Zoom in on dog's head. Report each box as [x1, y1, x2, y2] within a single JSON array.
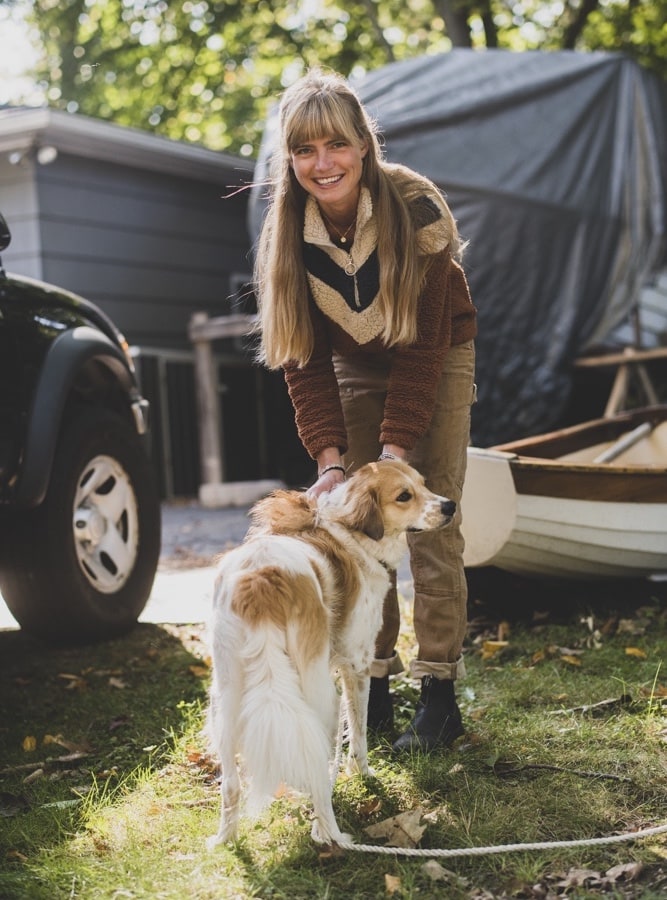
[[320, 459, 456, 542]]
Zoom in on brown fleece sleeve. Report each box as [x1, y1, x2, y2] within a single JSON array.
[[283, 300, 348, 460]]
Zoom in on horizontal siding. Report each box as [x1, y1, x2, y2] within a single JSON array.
[[31, 151, 253, 350], [0, 156, 42, 278]]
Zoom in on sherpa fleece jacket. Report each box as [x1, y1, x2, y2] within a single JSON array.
[[283, 178, 477, 460]]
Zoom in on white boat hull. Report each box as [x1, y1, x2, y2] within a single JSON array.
[[461, 447, 667, 580]]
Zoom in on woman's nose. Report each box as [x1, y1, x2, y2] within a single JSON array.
[[314, 148, 332, 170]]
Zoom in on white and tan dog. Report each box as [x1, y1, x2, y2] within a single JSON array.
[[205, 459, 455, 847]]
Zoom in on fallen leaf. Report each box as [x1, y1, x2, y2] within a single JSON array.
[[108, 676, 128, 689], [560, 655, 582, 667], [23, 768, 44, 785], [21, 736, 37, 752], [5, 849, 29, 862], [43, 734, 94, 754], [556, 867, 601, 888], [422, 860, 449, 881], [57, 673, 87, 691], [188, 665, 210, 678], [481, 640, 509, 660], [421, 860, 468, 887], [625, 647, 647, 659], [359, 796, 382, 817], [385, 873, 401, 894], [364, 807, 426, 848], [640, 683, 667, 698], [603, 861, 643, 884]]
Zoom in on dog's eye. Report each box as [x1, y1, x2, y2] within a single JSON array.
[[396, 491, 412, 503]]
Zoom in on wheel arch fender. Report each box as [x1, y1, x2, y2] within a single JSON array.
[[16, 326, 138, 509]]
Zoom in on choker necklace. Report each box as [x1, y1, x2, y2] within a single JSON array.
[[322, 211, 356, 245]]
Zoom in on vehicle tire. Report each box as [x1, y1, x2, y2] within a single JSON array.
[[0, 407, 161, 643]]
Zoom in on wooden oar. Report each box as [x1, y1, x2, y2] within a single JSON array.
[[592, 421, 653, 464]]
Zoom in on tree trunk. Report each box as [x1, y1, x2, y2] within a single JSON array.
[[433, 0, 472, 47]]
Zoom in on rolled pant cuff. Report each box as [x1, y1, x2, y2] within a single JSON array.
[[409, 656, 466, 681], [370, 653, 405, 678]]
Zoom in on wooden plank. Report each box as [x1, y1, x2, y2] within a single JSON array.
[[574, 346, 667, 368]]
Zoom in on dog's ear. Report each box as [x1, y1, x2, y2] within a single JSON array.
[[347, 487, 385, 540]]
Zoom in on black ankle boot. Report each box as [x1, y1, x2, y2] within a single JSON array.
[[392, 676, 464, 753], [367, 675, 394, 732]]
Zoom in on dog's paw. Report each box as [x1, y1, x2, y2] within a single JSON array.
[[311, 821, 352, 847], [206, 829, 237, 850], [344, 756, 371, 778]]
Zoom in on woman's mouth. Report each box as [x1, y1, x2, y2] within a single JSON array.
[[315, 174, 344, 186]]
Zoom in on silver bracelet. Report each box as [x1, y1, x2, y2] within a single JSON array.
[[318, 463, 346, 478], [378, 452, 399, 461]]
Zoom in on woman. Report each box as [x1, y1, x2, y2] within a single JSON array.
[[254, 68, 477, 753]]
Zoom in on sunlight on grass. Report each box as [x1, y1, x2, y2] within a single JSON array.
[[1, 596, 666, 898]]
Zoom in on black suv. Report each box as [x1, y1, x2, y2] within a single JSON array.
[[0, 211, 161, 643]]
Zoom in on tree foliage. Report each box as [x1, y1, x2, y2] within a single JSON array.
[[5, 0, 667, 157]]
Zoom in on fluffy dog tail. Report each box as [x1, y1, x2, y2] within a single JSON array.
[[240, 623, 337, 812], [232, 566, 338, 805]]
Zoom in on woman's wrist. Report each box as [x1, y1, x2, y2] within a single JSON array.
[[317, 463, 346, 478], [379, 444, 406, 461]]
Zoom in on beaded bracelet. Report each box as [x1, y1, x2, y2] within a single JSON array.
[[318, 463, 346, 478], [378, 451, 399, 461]]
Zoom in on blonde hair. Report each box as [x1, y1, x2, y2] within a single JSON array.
[[254, 68, 460, 369]]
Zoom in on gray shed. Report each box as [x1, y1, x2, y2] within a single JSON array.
[[0, 109, 309, 496]]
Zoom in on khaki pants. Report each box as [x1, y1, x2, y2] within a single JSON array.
[[334, 341, 476, 681]]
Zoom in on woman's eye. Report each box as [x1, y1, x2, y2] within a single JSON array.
[[396, 491, 412, 503]]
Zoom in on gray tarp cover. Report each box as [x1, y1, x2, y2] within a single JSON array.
[[249, 50, 667, 445]]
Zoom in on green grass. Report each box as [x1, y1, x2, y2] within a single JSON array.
[[1, 582, 666, 899]]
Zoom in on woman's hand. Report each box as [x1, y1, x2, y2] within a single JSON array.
[[306, 466, 346, 499]]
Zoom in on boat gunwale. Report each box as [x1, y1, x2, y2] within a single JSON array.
[[491, 405, 667, 461]]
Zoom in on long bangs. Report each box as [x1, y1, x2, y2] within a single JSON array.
[[284, 90, 365, 152]]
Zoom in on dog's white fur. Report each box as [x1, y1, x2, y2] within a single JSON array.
[[205, 459, 455, 847]]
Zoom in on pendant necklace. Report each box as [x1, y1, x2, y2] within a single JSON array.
[[321, 211, 361, 308], [322, 211, 356, 245]]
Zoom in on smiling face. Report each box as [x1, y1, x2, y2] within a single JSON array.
[[279, 74, 375, 224], [290, 136, 367, 222]]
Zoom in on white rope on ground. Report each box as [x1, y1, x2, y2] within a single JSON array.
[[335, 823, 667, 857], [330, 704, 667, 858]]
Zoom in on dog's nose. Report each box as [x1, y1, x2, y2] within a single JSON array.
[[442, 500, 456, 517]]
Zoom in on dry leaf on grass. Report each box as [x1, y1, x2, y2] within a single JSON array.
[[421, 860, 469, 887], [364, 807, 426, 848], [57, 673, 88, 691], [188, 665, 210, 678], [560, 654, 582, 667], [481, 640, 509, 660], [43, 734, 94, 754], [384, 873, 402, 894], [625, 646, 647, 659]]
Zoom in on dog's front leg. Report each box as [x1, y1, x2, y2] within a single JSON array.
[[339, 668, 371, 776]]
